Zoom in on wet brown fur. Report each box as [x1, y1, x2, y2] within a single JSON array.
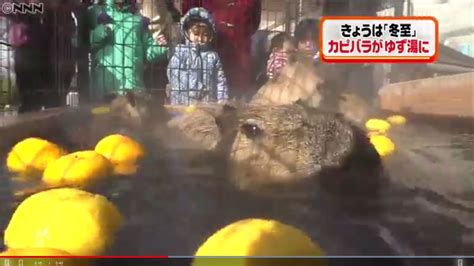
[[108, 93, 382, 197], [226, 103, 382, 194], [163, 101, 242, 151], [166, 108, 222, 151]]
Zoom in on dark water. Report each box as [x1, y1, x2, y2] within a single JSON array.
[[0, 120, 473, 263]]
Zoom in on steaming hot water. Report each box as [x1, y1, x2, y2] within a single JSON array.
[[0, 106, 473, 262]]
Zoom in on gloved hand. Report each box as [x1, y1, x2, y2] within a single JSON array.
[[153, 32, 167, 46]]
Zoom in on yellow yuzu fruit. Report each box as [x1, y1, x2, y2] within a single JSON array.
[[94, 134, 144, 175], [4, 188, 122, 256], [42, 151, 113, 188], [6, 138, 66, 177], [91, 106, 111, 115], [386, 115, 407, 125], [185, 105, 197, 113], [193, 219, 325, 266], [365, 119, 391, 134], [370, 135, 396, 157]]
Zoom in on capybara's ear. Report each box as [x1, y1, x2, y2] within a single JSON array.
[[295, 99, 307, 107], [295, 98, 319, 113], [125, 92, 137, 107], [216, 104, 239, 136], [104, 93, 118, 104], [109, 95, 124, 111], [222, 103, 237, 113]]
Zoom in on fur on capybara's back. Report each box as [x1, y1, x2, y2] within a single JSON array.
[[163, 102, 242, 151], [166, 108, 222, 151], [109, 92, 163, 129]]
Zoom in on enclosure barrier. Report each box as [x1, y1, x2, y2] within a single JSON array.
[[378, 72, 474, 118]]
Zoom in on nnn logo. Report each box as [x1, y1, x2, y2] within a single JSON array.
[[1, 2, 44, 15]]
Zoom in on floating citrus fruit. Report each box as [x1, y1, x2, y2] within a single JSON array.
[[6, 138, 66, 177], [365, 119, 391, 134], [193, 219, 325, 266], [95, 134, 145, 175], [43, 151, 113, 188], [370, 135, 396, 157], [185, 105, 197, 113], [91, 106, 111, 115], [4, 188, 122, 256], [386, 115, 407, 125]]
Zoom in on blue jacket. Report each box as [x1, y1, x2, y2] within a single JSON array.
[[167, 8, 228, 105]]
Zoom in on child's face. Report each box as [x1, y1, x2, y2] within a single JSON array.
[[275, 39, 296, 53], [298, 39, 318, 53], [188, 23, 212, 45]]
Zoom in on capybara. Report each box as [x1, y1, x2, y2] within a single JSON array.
[[225, 103, 383, 198], [105, 95, 382, 198]]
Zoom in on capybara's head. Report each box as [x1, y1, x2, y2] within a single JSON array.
[[337, 93, 370, 125], [167, 108, 222, 151], [227, 103, 379, 191], [110, 92, 155, 128]]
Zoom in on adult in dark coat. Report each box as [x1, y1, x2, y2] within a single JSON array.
[[3, 2, 50, 112], [181, 0, 261, 99]]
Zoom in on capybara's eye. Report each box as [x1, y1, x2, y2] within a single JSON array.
[[240, 123, 263, 138]]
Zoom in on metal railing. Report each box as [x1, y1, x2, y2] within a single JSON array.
[[0, 0, 395, 112], [0, 0, 307, 110]]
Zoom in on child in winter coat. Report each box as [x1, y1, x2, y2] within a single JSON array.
[[4, 6, 51, 113], [167, 7, 228, 106], [181, 0, 261, 98], [266, 32, 295, 80], [294, 19, 320, 62]]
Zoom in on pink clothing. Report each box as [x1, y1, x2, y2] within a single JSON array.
[[266, 51, 291, 79]]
